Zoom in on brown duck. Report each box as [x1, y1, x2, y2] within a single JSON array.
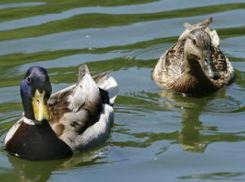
[[152, 18, 235, 96]]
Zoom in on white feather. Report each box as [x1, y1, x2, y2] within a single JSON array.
[[82, 73, 101, 105], [210, 30, 220, 47], [96, 75, 118, 105]]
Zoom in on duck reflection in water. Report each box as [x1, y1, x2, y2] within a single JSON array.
[[7, 149, 106, 182], [160, 90, 221, 153], [179, 108, 208, 153], [6, 145, 126, 182]]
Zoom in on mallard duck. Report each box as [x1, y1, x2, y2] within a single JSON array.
[[4, 64, 118, 160], [152, 18, 235, 96]]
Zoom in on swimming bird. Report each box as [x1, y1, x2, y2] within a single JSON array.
[[152, 18, 235, 96], [4, 64, 118, 160]]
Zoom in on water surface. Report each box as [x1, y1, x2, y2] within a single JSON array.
[[0, 0, 245, 181]]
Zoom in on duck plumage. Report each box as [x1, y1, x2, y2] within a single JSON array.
[[4, 64, 118, 160], [152, 18, 235, 96]]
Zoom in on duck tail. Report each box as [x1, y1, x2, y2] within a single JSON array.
[[105, 76, 118, 105], [93, 71, 118, 105]]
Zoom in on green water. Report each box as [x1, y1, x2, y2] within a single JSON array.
[[0, 0, 245, 181]]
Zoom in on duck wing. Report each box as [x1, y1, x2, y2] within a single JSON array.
[[154, 38, 186, 87], [212, 46, 236, 86], [48, 64, 102, 137]]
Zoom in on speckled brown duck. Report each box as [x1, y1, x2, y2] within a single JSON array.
[[152, 18, 235, 96]]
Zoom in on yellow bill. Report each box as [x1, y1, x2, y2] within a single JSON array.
[[32, 89, 51, 122]]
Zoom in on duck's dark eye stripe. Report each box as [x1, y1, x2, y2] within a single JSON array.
[[27, 76, 32, 84]]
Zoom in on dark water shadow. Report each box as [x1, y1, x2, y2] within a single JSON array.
[[3, 144, 127, 182], [160, 90, 222, 153], [4, 149, 103, 182]]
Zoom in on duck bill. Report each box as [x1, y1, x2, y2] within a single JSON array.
[[32, 89, 51, 122], [203, 51, 220, 80]]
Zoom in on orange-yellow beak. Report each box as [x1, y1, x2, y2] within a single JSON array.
[[32, 89, 51, 122]]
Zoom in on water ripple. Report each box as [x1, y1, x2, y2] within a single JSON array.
[[0, 2, 46, 11], [1, 0, 244, 31], [205, 97, 242, 113]]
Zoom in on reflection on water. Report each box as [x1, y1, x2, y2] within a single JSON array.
[[160, 90, 212, 153], [179, 109, 208, 153], [0, 0, 245, 181], [8, 155, 62, 182], [5, 145, 127, 182], [160, 89, 245, 153]]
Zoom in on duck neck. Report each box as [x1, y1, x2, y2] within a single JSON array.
[[184, 57, 207, 80], [22, 98, 35, 120], [172, 56, 218, 95]]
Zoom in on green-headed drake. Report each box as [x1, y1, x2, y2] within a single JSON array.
[[152, 18, 235, 96], [4, 64, 118, 160]]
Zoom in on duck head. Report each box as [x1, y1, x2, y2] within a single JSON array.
[[184, 29, 220, 80], [20, 66, 52, 122], [4, 66, 73, 160]]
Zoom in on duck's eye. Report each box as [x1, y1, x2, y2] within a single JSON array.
[[192, 39, 197, 45], [27, 76, 32, 84]]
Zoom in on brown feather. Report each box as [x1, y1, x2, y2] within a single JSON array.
[[153, 18, 235, 96]]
